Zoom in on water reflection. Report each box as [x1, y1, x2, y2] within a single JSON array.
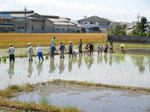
[[148, 59, 150, 71], [36, 61, 44, 75], [78, 56, 82, 68], [131, 56, 145, 73], [68, 57, 73, 72], [27, 62, 33, 78], [1, 53, 150, 90], [8, 63, 14, 79], [49, 58, 56, 73], [87, 56, 94, 69], [113, 54, 125, 64], [97, 54, 103, 64], [59, 59, 65, 74], [109, 54, 113, 66], [104, 54, 108, 64]]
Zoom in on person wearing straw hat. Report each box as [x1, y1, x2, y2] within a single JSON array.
[[8, 44, 15, 63], [27, 43, 34, 62], [120, 44, 125, 53], [68, 41, 73, 57]]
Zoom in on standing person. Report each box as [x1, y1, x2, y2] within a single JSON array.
[[36, 44, 44, 61], [110, 41, 114, 53], [89, 43, 94, 55], [84, 44, 89, 55], [59, 42, 66, 59], [78, 39, 82, 55], [68, 41, 73, 57], [51, 36, 56, 46], [50, 44, 56, 58], [97, 44, 101, 55], [8, 44, 15, 63], [104, 44, 109, 53], [27, 43, 34, 62], [100, 44, 103, 53]]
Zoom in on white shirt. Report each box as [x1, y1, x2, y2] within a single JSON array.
[[37, 46, 43, 53], [9, 47, 15, 54]]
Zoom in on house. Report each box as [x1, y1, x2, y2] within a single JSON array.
[[0, 10, 82, 33], [78, 16, 113, 33]]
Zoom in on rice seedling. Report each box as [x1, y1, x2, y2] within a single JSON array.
[[39, 97, 50, 106], [2, 57, 7, 63], [45, 55, 49, 59]]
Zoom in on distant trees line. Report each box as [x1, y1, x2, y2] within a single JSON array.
[[109, 17, 150, 37]]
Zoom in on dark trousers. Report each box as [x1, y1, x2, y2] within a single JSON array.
[[9, 54, 15, 63]]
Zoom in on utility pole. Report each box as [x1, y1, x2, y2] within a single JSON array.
[[24, 6, 27, 33], [137, 13, 140, 23]]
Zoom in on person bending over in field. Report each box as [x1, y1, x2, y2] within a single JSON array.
[[27, 43, 34, 62], [68, 41, 73, 57], [36, 44, 44, 61], [59, 42, 66, 59], [50, 44, 56, 58], [8, 44, 15, 63]]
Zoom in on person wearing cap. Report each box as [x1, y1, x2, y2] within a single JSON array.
[[27, 43, 34, 62], [8, 44, 15, 63], [100, 44, 103, 53], [68, 41, 73, 57], [51, 36, 56, 46], [36, 44, 44, 61]]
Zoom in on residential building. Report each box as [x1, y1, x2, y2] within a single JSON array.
[[78, 16, 113, 33]]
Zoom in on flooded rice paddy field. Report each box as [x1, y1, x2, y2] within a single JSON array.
[[0, 53, 150, 90], [11, 83, 150, 112]]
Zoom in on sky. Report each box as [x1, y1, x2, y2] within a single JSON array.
[[0, 0, 150, 22]]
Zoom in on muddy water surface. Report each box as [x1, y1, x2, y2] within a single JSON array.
[[0, 53, 150, 89], [11, 84, 150, 112]]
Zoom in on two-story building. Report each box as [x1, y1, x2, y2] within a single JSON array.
[[78, 16, 113, 33], [0, 10, 85, 33]]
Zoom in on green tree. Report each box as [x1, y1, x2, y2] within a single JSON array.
[[132, 17, 147, 36], [109, 24, 126, 36]]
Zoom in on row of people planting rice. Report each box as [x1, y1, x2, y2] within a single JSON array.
[[8, 36, 121, 63]]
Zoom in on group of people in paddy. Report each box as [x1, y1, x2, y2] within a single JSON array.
[[8, 36, 125, 63]]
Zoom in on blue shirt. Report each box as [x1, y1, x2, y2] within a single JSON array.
[[50, 45, 56, 53], [59, 44, 65, 51]]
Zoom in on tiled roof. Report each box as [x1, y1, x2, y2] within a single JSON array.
[[78, 16, 111, 22]]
